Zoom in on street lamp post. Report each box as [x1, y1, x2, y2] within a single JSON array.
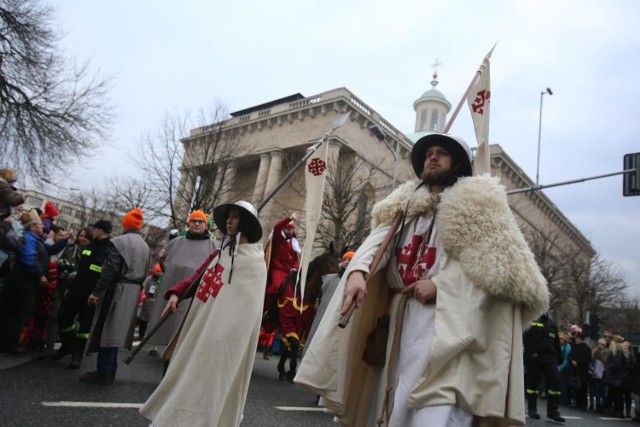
[[536, 87, 553, 185]]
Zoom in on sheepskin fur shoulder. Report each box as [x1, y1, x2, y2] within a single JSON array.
[[371, 179, 429, 228], [437, 175, 549, 312]]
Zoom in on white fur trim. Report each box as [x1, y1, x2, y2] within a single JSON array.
[[371, 175, 548, 312]]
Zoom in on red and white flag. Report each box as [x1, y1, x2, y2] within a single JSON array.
[[467, 51, 493, 176], [298, 139, 330, 305]]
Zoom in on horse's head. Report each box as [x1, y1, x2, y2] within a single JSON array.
[[301, 243, 341, 302]]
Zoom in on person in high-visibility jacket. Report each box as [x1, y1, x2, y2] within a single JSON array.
[[523, 313, 566, 423], [51, 220, 111, 369]]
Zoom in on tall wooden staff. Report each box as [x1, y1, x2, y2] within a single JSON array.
[[124, 111, 351, 364]]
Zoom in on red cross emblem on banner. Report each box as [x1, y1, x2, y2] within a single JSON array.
[[195, 262, 225, 303], [471, 89, 491, 115], [308, 158, 327, 176]]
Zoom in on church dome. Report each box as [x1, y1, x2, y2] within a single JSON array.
[[413, 72, 451, 110], [413, 70, 451, 133]]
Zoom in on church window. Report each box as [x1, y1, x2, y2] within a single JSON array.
[[419, 110, 428, 131], [430, 110, 438, 131]]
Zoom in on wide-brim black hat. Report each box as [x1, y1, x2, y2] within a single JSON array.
[[411, 134, 473, 178], [213, 200, 263, 243]]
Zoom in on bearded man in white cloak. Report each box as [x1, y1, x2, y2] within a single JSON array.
[[295, 134, 549, 427]]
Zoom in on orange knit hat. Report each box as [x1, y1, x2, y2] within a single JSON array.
[[188, 210, 207, 223], [122, 207, 144, 230], [342, 251, 355, 261]]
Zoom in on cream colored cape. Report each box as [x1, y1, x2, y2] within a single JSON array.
[[295, 175, 549, 426], [140, 243, 267, 427]]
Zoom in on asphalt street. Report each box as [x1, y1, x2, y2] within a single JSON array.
[[0, 347, 636, 426]]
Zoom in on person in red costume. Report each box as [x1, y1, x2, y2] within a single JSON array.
[[261, 213, 301, 360], [264, 213, 301, 310]]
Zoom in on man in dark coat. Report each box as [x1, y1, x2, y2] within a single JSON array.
[[523, 313, 565, 423], [81, 209, 150, 385], [568, 332, 592, 410]]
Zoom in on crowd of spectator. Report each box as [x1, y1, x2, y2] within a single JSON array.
[[528, 314, 640, 421], [0, 168, 74, 356], [562, 326, 640, 420]]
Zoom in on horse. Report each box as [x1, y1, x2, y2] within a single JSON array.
[[276, 243, 340, 382]]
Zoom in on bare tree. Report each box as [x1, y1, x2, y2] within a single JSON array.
[[104, 177, 157, 218], [565, 254, 627, 324], [67, 184, 168, 260], [604, 295, 640, 337], [66, 189, 116, 227], [526, 228, 571, 318], [132, 103, 240, 229], [0, 0, 112, 176], [317, 151, 377, 251]]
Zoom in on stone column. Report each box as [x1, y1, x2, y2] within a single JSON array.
[[262, 150, 284, 198], [327, 140, 341, 169], [252, 153, 271, 205], [218, 161, 236, 201]]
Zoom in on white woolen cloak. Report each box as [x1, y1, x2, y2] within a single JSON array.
[[139, 243, 267, 427], [295, 175, 549, 427]]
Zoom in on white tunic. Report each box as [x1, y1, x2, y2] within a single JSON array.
[[379, 214, 472, 427]]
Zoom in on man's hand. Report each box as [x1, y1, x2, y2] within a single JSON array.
[[3, 216, 14, 224], [161, 294, 180, 318], [401, 278, 437, 304], [87, 294, 99, 307], [340, 271, 367, 315]]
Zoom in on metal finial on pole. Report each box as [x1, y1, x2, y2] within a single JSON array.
[[535, 87, 553, 185]]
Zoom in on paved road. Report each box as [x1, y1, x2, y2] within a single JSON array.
[[0, 348, 636, 426]]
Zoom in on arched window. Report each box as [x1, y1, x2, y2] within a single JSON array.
[[419, 110, 428, 131], [430, 110, 438, 131]]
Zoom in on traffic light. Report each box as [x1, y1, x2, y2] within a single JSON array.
[[623, 153, 640, 196]]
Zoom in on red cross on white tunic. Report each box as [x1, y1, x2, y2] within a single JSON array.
[[196, 260, 225, 303]]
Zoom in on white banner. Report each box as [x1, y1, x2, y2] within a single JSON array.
[[467, 55, 491, 175], [298, 139, 330, 305]]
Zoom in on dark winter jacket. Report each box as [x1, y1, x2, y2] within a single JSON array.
[[629, 348, 640, 394], [523, 314, 561, 364], [68, 237, 111, 298], [569, 341, 592, 381], [0, 178, 23, 218], [185, 229, 211, 241], [604, 346, 630, 389]]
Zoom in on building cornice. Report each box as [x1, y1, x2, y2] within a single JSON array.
[[184, 88, 415, 155]]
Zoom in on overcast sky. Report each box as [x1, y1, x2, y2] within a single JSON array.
[[46, 0, 639, 298]]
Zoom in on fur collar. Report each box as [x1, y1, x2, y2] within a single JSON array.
[[371, 175, 549, 313]]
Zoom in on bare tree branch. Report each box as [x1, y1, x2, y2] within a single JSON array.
[[0, 0, 113, 176]]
